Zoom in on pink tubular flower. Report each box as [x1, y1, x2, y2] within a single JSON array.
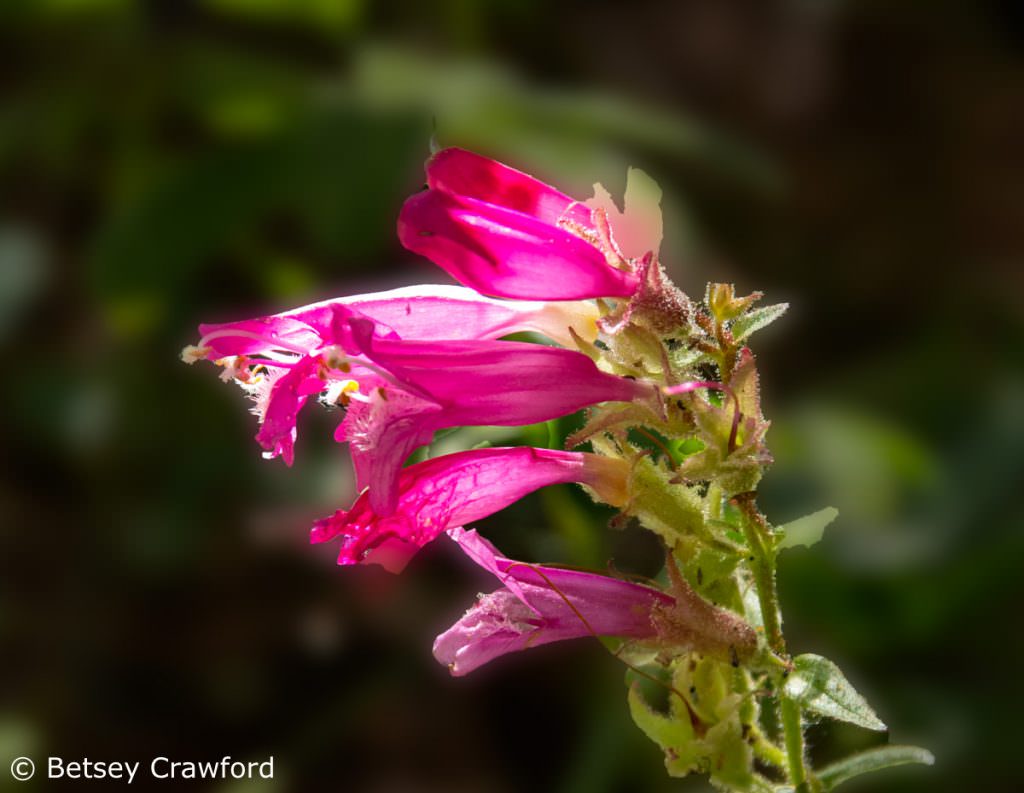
[[397, 148, 645, 300], [434, 528, 672, 676], [184, 293, 655, 509], [337, 333, 654, 512], [192, 283, 598, 353], [311, 447, 629, 572]]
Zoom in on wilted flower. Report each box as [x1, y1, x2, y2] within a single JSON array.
[[433, 527, 672, 676]]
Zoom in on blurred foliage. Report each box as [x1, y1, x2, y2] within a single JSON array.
[[1, 1, 1022, 791]]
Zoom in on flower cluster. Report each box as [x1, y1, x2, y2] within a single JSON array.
[[183, 148, 688, 655], [184, 148, 929, 791]]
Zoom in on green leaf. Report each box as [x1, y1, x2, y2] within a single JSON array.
[[703, 718, 754, 791], [731, 303, 788, 342], [783, 654, 885, 731], [777, 507, 839, 550], [818, 745, 934, 790], [627, 683, 700, 777]]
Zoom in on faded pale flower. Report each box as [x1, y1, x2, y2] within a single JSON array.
[[434, 528, 671, 676]]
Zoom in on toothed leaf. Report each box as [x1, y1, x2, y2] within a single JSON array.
[[731, 303, 788, 342], [784, 654, 885, 731]]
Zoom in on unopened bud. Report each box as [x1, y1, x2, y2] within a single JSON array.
[[708, 283, 736, 320], [707, 283, 763, 323]]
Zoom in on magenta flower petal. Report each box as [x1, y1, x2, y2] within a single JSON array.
[[195, 303, 377, 363], [189, 302, 379, 465], [195, 284, 598, 362], [399, 190, 638, 300], [335, 379, 444, 516], [355, 335, 654, 426], [187, 292, 627, 478], [311, 447, 629, 572], [425, 147, 595, 229], [434, 528, 672, 676], [340, 284, 597, 346], [337, 336, 656, 512], [398, 148, 641, 300], [196, 316, 322, 358], [252, 356, 325, 465], [199, 285, 597, 352]]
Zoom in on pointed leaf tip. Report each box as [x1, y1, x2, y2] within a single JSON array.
[[731, 302, 788, 342], [777, 507, 839, 550], [818, 745, 934, 790], [784, 654, 886, 731]]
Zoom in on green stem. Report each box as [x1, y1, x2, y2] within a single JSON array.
[[734, 668, 787, 770], [780, 696, 809, 792], [708, 482, 724, 522], [736, 498, 783, 653], [750, 725, 788, 770], [735, 495, 815, 791]]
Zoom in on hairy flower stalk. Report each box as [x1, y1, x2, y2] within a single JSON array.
[[185, 149, 931, 792]]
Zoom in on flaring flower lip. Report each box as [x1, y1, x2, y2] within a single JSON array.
[[397, 148, 641, 301], [310, 446, 630, 573], [434, 528, 672, 676], [188, 297, 655, 511]]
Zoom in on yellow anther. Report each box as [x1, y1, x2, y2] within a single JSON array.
[[324, 379, 361, 406]]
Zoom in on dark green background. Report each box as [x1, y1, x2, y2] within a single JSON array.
[[1, 1, 1021, 791]]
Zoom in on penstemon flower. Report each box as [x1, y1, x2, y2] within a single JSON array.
[[185, 148, 933, 792], [436, 527, 758, 677], [193, 284, 600, 349], [310, 446, 629, 572], [184, 291, 654, 511], [397, 147, 648, 300], [434, 527, 671, 676]]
